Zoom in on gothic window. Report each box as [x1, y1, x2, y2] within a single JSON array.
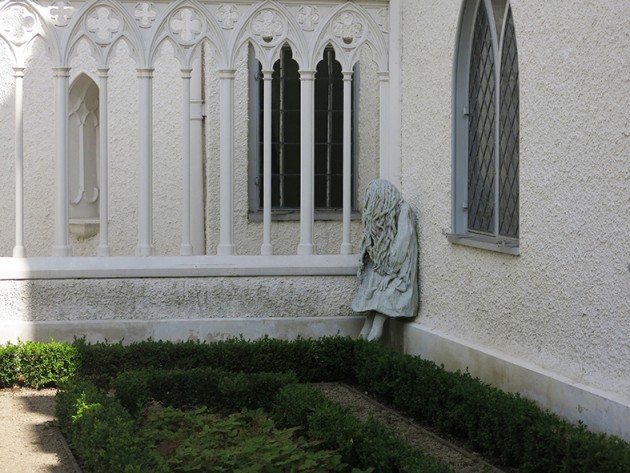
[[451, 0, 519, 254], [249, 45, 355, 216], [68, 74, 100, 224]]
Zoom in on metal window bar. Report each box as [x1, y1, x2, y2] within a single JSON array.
[[258, 46, 351, 211]]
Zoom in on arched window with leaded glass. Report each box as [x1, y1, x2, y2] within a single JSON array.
[[450, 0, 519, 254]]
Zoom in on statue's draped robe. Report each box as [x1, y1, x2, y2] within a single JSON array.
[[352, 202, 418, 318]]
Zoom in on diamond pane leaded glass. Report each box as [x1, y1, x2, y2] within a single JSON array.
[[468, 2, 495, 235], [499, 8, 519, 238]]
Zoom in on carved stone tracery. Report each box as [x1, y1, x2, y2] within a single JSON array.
[[251, 9, 285, 45], [297, 5, 319, 31], [217, 4, 239, 30], [135, 2, 156, 29], [50, 1, 73, 27], [332, 11, 364, 47], [170, 8, 204, 45], [86, 6, 121, 44], [1, 4, 38, 46]]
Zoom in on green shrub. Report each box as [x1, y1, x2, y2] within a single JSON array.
[[74, 336, 357, 383], [55, 380, 167, 473], [0, 340, 77, 388], [112, 367, 297, 415], [352, 342, 630, 473], [0, 342, 21, 387], [273, 383, 453, 473]]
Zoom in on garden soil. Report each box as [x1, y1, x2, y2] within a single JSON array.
[[0, 386, 503, 473]]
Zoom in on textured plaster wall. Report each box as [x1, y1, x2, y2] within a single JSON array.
[[0, 276, 357, 322], [400, 0, 630, 401]]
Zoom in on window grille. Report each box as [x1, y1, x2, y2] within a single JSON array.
[[499, 8, 519, 239], [255, 46, 354, 211]]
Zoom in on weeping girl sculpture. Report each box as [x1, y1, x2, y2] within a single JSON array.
[[352, 179, 419, 341]]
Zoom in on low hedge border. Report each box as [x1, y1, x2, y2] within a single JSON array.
[[3, 337, 630, 472], [112, 367, 297, 414], [0, 340, 77, 388], [55, 379, 167, 473], [272, 383, 453, 473]]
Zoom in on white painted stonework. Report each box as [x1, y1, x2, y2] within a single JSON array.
[[0, 0, 629, 441]]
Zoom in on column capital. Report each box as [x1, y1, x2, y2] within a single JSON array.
[[298, 70, 316, 80], [181, 68, 193, 79], [97, 67, 110, 78], [12, 67, 25, 78], [217, 69, 236, 79], [342, 70, 354, 81], [52, 67, 71, 78], [377, 70, 390, 82], [136, 68, 154, 79]]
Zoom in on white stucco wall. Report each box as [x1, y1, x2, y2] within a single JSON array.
[[400, 0, 630, 402]]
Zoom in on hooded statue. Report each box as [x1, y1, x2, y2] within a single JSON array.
[[352, 179, 419, 341]]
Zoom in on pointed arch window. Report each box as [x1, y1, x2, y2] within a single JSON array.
[[248, 45, 356, 217], [68, 74, 100, 237], [450, 0, 519, 254]]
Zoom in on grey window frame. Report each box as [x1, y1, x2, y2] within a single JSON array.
[[247, 44, 359, 221], [449, 0, 519, 255]]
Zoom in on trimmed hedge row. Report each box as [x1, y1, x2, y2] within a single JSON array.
[[3, 337, 630, 472], [112, 367, 297, 414], [55, 380, 167, 473], [73, 336, 357, 384], [0, 340, 77, 388], [57, 372, 454, 473], [272, 383, 453, 473], [353, 342, 630, 473]]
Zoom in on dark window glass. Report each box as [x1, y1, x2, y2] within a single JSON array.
[[257, 46, 352, 210]]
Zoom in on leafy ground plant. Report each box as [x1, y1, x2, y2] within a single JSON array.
[[142, 406, 371, 473]]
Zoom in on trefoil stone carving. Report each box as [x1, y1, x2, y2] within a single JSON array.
[[297, 5, 319, 31], [50, 1, 73, 27], [135, 2, 156, 29], [217, 4, 239, 30], [251, 9, 284, 44], [332, 11, 364, 46]]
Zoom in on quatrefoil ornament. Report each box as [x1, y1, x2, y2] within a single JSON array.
[[170, 8, 204, 45], [251, 9, 285, 45], [332, 12, 364, 47], [1, 5, 38, 47]]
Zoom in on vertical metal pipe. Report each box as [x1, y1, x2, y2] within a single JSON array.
[[136, 68, 154, 256], [97, 68, 110, 256], [261, 70, 273, 255], [180, 68, 193, 255], [341, 71, 353, 255]]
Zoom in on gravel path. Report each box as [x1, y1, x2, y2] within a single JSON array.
[[0, 388, 80, 473]]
